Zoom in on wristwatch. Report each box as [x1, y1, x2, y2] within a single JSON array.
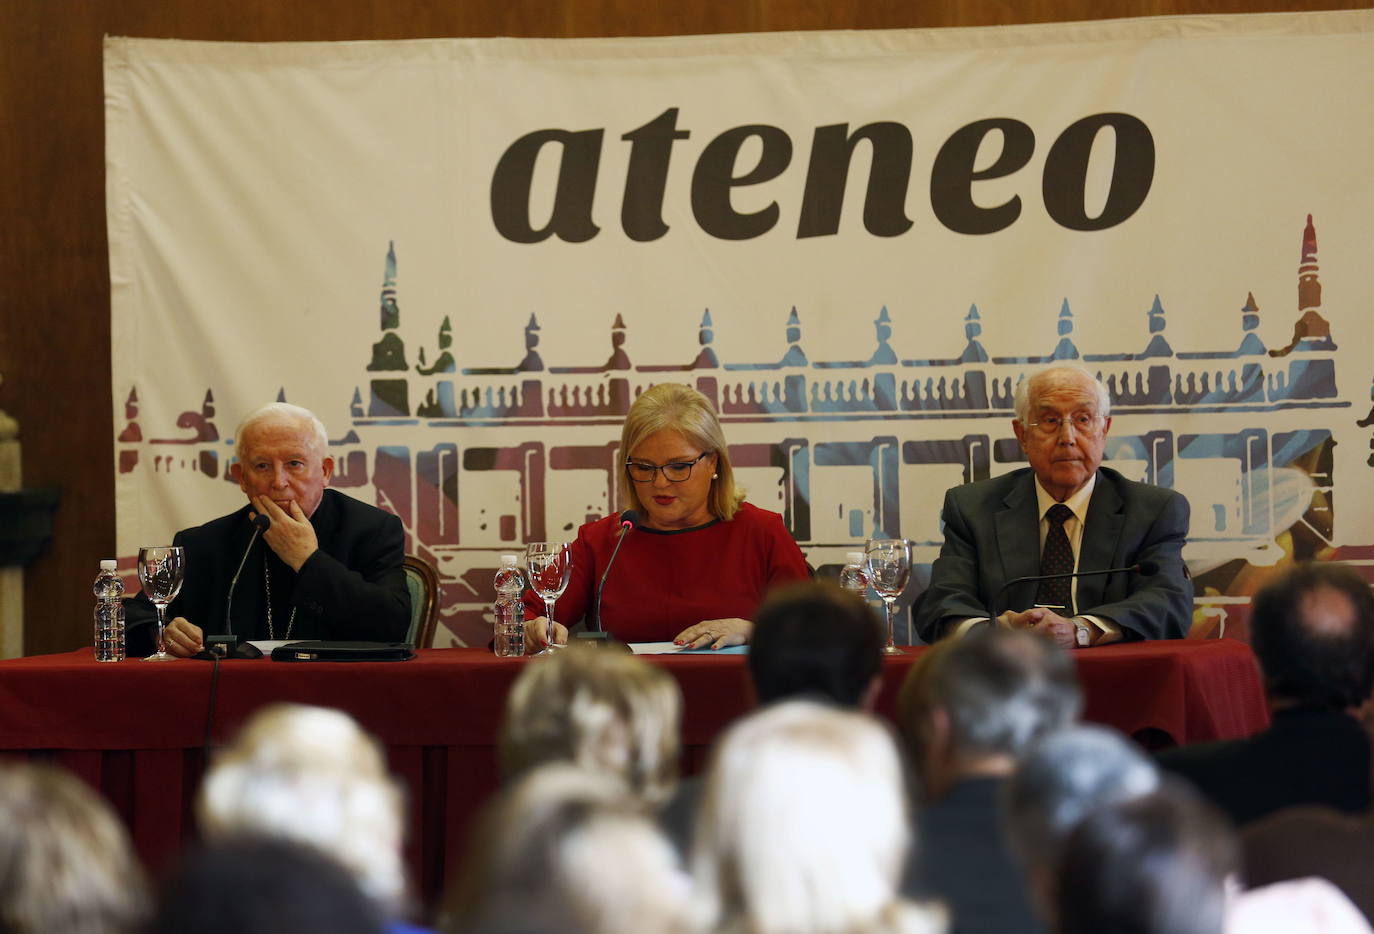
[[1073, 619, 1092, 647]]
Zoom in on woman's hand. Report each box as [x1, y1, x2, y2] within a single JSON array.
[[674, 617, 752, 650], [524, 616, 568, 650]]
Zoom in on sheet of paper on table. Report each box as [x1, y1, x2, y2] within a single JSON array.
[[628, 642, 749, 655], [246, 640, 295, 653]]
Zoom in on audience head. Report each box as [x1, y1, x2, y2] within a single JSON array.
[[897, 626, 1082, 799], [1249, 561, 1374, 710], [1004, 724, 1160, 915], [499, 643, 682, 804], [748, 581, 884, 709], [196, 703, 408, 916], [446, 763, 690, 934], [618, 382, 742, 523], [1055, 781, 1236, 934], [0, 762, 148, 934], [147, 838, 385, 934], [692, 699, 938, 934]]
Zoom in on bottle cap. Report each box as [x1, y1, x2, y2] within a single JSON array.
[[100, 559, 118, 571], [846, 552, 865, 564], [500, 554, 519, 566]]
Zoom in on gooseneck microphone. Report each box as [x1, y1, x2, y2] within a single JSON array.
[[589, 509, 638, 635], [225, 512, 271, 635], [989, 561, 1159, 623]]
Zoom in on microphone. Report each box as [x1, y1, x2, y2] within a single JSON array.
[[588, 509, 638, 635], [225, 513, 271, 635], [989, 561, 1158, 622]]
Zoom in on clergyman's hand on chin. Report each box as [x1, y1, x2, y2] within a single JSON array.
[[254, 496, 319, 572]]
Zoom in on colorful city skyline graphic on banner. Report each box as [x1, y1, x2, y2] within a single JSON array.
[[114, 215, 1359, 646]]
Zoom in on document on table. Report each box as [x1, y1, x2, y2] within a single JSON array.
[[628, 642, 748, 655]]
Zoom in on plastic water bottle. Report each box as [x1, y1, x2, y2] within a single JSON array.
[[93, 560, 126, 662], [838, 551, 869, 597], [493, 554, 526, 657]]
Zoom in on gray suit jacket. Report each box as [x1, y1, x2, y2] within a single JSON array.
[[914, 466, 1192, 642]]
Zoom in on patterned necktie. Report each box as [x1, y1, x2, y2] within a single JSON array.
[[1036, 503, 1075, 615]]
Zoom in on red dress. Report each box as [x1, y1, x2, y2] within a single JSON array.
[[521, 502, 811, 643]]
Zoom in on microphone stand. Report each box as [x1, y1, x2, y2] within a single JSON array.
[[989, 563, 1149, 624], [579, 511, 637, 644]]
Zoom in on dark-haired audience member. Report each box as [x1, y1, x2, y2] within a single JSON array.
[[1160, 561, 1374, 825], [147, 838, 385, 934], [897, 628, 1082, 934], [1055, 782, 1236, 934], [659, 581, 884, 854], [0, 762, 148, 934], [1004, 724, 1160, 922]]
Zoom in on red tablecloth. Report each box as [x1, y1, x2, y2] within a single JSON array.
[[0, 639, 1267, 904]]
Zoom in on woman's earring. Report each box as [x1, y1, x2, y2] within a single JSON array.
[[712, 473, 719, 479]]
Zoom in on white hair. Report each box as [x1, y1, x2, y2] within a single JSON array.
[[234, 402, 330, 462], [450, 763, 692, 934], [1012, 364, 1111, 425], [196, 704, 408, 915], [692, 700, 943, 934]]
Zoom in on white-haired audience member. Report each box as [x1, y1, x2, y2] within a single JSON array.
[[692, 699, 945, 934], [196, 703, 425, 933], [0, 762, 148, 934], [443, 763, 691, 934], [498, 642, 682, 805]]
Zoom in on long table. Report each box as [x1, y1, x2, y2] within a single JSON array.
[[0, 639, 1268, 906]]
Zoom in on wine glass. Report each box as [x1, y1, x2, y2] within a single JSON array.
[[526, 541, 572, 657], [138, 545, 185, 661], [865, 538, 911, 656]]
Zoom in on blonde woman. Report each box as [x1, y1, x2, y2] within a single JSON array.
[[499, 641, 682, 806], [524, 382, 810, 649], [693, 700, 945, 934], [0, 762, 148, 934], [196, 703, 421, 930]]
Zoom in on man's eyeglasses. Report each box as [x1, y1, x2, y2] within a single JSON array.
[[625, 452, 710, 483], [1026, 413, 1105, 436]]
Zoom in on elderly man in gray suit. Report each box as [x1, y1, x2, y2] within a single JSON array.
[[915, 364, 1193, 648]]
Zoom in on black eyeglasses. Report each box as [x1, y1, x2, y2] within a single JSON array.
[[625, 452, 710, 483]]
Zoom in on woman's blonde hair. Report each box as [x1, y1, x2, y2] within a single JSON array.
[[0, 762, 148, 934], [692, 700, 944, 934], [619, 382, 744, 521], [196, 704, 409, 915], [498, 643, 682, 805]]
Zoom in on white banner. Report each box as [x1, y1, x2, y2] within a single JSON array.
[[106, 12, 1374, 645]]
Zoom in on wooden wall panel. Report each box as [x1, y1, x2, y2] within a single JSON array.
[[0, 0, 1365, 654]]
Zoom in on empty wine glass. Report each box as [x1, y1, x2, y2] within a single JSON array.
[[865, 538, 911, 656], [138, 545, 185, 661], [526, 541, 572, 657]]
